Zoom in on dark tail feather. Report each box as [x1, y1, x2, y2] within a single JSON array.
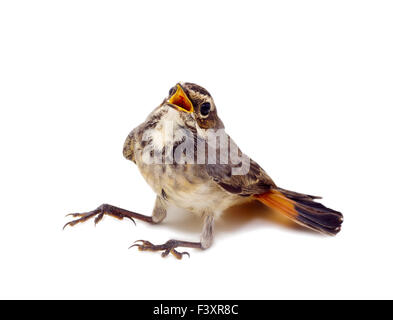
[[255, 188, 343, 235]]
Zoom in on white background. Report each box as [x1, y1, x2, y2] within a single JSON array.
[[0, 1, 392, 299]]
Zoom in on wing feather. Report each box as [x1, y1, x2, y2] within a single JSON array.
[[205, 136, 275, 196]]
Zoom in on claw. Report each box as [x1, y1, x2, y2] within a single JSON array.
[[129, 242, 144, 250], [181, 251, 190, 258], [129, 240, 153, 250], [62, 222, 72, 230], [170, 249, 190, 259], [65, 213, 83, 218], [143, 240, 152, 245], [126, 217, 137, 226], [135, 240, 152, 246], [129, 240, 142, 249], [62, 219, 83, 230], [94, 212, 104, 225]]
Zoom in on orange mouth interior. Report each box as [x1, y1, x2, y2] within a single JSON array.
[[168, 84, 194, 113]]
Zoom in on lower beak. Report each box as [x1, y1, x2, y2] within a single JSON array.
[[168, 84, 194, 113]]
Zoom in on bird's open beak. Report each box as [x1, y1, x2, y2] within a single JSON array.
[[168, 84, 194, 113]]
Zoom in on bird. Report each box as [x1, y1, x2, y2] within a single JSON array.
[[64, 82, 343, 259]]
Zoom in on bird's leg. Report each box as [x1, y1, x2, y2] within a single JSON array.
[[63, 196, 167, 229], [131, 212, 215, 259], [151, 195, 167, 223], [200, 214, 215, 249]]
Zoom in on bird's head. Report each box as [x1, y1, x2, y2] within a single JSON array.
[[166, 82, 223, 130]]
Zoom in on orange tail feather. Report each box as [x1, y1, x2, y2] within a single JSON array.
[[255, 189, 343, 235]]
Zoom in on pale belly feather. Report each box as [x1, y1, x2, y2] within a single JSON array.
[[137, 162, 245, 217]]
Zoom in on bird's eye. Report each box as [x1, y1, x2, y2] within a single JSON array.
[[169, 87, 176, 96], [200, 102, 211, 116]]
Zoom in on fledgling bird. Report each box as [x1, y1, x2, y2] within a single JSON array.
[[64, 82, 343, 259]]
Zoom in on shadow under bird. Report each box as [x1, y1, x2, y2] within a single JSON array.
[[64, 82, 343, 259]]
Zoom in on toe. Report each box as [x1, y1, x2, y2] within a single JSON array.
[[170, 249, 190, 260], [161, 249, 171, 257]]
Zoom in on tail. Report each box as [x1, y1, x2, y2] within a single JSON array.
[[255, 188, 343, 235]]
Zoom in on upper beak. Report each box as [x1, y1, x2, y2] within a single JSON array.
[[168, 84, 194, 113]]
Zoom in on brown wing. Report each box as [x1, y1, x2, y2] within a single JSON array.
[[123, 129, 136, 163], [205, 137, 276, 196]]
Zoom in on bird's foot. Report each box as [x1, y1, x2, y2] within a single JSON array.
[[130, 239, 202, 259], [63, 204, 140, 229]]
